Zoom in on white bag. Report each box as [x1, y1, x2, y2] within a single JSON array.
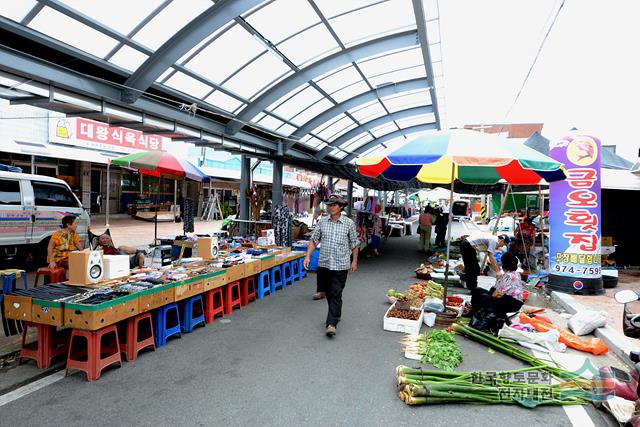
[[568, 310, 607, 335], [423, 312, 437, 327], [423, 297, 444, 313], [498, 325, 567, 352]]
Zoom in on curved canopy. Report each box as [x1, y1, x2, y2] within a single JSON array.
[[0, 0, 444, 167]]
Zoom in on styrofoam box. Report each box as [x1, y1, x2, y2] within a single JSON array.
[[103, 255, 130, 280], [383, 303, 423, 334]]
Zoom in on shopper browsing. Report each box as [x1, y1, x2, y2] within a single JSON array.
[[304, 194, 360, 337], [460, 233, 508, 290]]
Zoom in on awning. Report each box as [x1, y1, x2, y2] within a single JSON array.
[[2, 139, 119, 165]]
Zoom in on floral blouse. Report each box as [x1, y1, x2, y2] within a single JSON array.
[[494, 271, 524, 301]]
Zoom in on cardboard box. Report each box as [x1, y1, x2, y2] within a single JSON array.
[[138, 284, 174, 312], [198, 237, 219, 261], [64, 294, 139, 330], [3, 295, 32, 321], [174, 278, 204, 301], [203, 270, 227, 291], [225, 263, 247, 283], [244, 259, 261, 275], [32, 299, 64, 326]]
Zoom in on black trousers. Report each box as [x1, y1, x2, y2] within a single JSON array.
[[317, 267, 349, 327], [461, 239, 480, 290], [471, 288, 523, 316]]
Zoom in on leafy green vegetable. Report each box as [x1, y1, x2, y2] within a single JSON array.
[[420, 330, 463, 371]]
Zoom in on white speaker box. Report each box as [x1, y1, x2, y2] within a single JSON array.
[[103, 255, 130, 280], [69, 250, 104, 285]]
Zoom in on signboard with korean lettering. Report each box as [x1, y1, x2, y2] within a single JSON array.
[[49, 117, 165, 154], [548, 134, 603, 294]]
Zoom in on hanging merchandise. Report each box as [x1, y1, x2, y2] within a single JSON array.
[[272, 204, 292, 246], [183, 197, 194, 234]]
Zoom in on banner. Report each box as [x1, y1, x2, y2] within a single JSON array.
[[548, 134, 603, 294], [49, 117, 165, 154]]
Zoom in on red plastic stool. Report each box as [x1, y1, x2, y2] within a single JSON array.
[[204, 288, 225, 324], [241, 276, 257, 306], [65, 325, 122, 381], [34, 267, 66, 287], [19, 322, 68, 369], [120, 312, 155, 362], [224, 281, 242, 315]]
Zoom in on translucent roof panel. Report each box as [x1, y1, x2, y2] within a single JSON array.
[[329, 81, 370, 103], [313, 114, 355, 140], [0, 1, 37, 23], [324, 1, 416, 46], [185, 24, 265, 85], [289, 97, 334, 127], [59, 0, 162, 35], [276, 123, 297, 136], [256, 114, 284, 132], [177, 24, 234, 65], [108, 45, 149, 72], [164, 72, 212, 99], [382, 90, 431, 113], [396, 113, 436, 128], [328, 121, 359, 141], [329, 149, 347, 160], [347, 100, 385, 123], [370, 123, 399, 138], [314, 66, 362, 96], [367, 65, 426, 88], [341, 134, 373, 151], [245, 0, 320, 45], [28, 7, 118, 58], [222, 52, 292, 100], [132, 0, 210, 51], [358, 48, 423, 79], [272, 86, 324, 122], [276, 24, 341, 67], [204, 90, 244, 113]]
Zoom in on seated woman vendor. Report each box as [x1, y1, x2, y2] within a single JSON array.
[[471, 252, 524, 318], [97, 234, 145, 268], [47, 215, 83, 270]]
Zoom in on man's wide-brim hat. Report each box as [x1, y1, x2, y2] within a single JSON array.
[[324, 194, 348, 206]]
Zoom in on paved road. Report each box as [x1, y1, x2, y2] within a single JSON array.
[[0, 222, 616, 426]]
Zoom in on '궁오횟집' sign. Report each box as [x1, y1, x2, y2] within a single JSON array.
[[548, 134, 603, 293]]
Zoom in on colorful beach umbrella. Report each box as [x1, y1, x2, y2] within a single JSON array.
[[356, 129, 566, 185], [111, 151, 209, 182]]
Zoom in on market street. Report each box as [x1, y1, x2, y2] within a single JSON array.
[[0, 225, 616, 427]]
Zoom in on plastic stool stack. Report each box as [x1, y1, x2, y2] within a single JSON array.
[[66, 325, 122, 381], [154, 303, 182, 347], [270, 265, 285, 293], [181, 295, 205, 333], [224, 281, 242, 314], [281, 262, 294, 287], [20, 322, 67, 369], [256, 270, 271, 300]]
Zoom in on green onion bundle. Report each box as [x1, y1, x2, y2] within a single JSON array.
[[396, 365, 590, 407]]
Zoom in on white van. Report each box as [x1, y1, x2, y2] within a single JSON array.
[[0, 171, 89, 265]]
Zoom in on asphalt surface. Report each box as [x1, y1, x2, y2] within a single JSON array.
[[0, 222, 616, 426]]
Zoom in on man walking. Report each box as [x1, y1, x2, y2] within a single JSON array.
[[304, 194, 359, 337]]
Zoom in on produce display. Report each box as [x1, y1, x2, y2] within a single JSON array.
[[401, 330, 463, 371], [387, 281, 443, 306], [395, 365, 589, 407], [387, 306, 421, 321]]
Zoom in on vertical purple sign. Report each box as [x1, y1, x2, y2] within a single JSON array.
[[548, 134, 602, 294]]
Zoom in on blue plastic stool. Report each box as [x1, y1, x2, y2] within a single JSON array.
[[282, 262, 295, 287], [181, 295, 205, 333], [270, 265, 285, 293], [297, 257, 307, 280], [154, 303, 182, 347], [291, 259, 301, 281], [1, 271, 28, 308], [257, 270, 271, 300]]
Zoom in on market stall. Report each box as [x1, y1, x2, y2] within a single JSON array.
[[3, 239, 307, 380]]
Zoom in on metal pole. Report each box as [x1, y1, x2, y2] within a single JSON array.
[[272, 160, 283, 208], [346, 180, 353, 218], [442, 165, 456, 302], [106, 161, 110, 228], [481, 183, 511, 272], [174, 179, 177, 220], [30, 155, 35, 174], [538, 185, 547, 272], [239, 155, 250, 235]]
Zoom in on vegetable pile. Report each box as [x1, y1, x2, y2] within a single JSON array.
[[387, 306, 421, 321], [403, 330, 463, 371], [396, 365, 590, 407]]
